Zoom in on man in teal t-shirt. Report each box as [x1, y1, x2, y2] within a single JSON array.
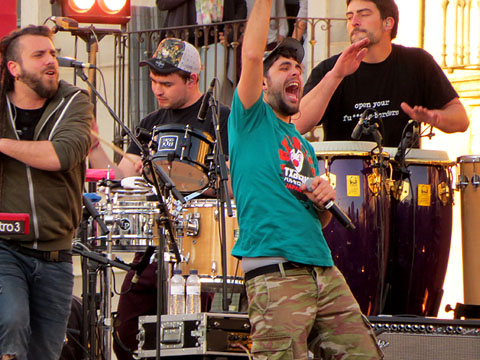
[[227, 0, 382, 358]]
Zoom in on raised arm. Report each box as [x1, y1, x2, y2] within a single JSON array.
[[293, 38, 369, 134], [237, 0, 272, 109]]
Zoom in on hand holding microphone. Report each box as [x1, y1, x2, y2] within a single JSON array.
[[304, 177, 356, 230]]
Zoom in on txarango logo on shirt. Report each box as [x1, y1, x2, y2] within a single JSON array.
[[279, 135, 315, 194]]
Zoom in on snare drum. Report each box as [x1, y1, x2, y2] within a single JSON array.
[[151, 125, 214, 193], [93, 186, 159, 251], [456, 155, 480, 305], [384, 148, 455, 316], [314, 141, 390, 315], [176, 199, 240, 281]]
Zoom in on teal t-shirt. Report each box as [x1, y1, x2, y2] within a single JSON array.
[[228, 90, 333, 267]]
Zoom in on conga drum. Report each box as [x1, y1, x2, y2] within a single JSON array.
[[314, 141, 391, 315], [457, 155, 480, 305], [384, 148, 455, 316]]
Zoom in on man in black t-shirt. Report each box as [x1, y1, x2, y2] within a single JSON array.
[[293, 0, 469, 147], [89, 38, 231, 360], [90, 37, 230, 178]]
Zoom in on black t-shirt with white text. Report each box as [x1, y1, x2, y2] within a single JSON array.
[[303, 44, 458, 147]]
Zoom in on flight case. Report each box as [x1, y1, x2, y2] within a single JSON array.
[[137, 312, 251, 358]]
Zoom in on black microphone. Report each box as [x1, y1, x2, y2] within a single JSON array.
[[305, 178, 356, 231], [131, 246, 156, 285], [351, 110, 370, 140], [57, 56, 96, 69], [394, 120, 419, 162], [82, 195, 109, 235], [197, 78, 216, 121]]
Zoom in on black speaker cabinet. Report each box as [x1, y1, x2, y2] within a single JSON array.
[[368, 316, 480, 359]]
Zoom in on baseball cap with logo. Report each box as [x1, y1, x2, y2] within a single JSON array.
[[140, 38, 201, 74]]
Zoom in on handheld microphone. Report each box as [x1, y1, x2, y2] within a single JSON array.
[[57, 56, 96, 69], [131, 246, 156, 285], [197, 78, 216, 121], [305, 178, 356, 231]]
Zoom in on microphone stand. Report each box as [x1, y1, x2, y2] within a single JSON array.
[[76, 189, 133, 360], [354, 113, 389, 313], [75, 67, 184, 359], [206, 88, 234, 312]]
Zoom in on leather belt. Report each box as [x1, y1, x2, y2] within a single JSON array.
[[0, 240, 72, 263], [244, 261, 313, 282]]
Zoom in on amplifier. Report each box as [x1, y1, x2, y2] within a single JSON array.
[[137, 312, 251, 358], [368, 316, 480, 360]]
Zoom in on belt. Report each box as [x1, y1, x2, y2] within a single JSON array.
[[244, 262, 313, 282], [0, 240, 72, 263]]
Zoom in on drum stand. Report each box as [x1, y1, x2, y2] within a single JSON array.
[[74, 186, 133, 360], [137, 123, 185, 359], [204, 84, 235, 312]]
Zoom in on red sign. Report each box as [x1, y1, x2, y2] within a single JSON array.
[[0, 0, 17, 39]]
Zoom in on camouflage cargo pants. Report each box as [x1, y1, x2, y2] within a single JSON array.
[[245, 265, 383, 359]]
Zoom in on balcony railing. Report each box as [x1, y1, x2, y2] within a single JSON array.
[[440, 0, 480, 71], [104, 16, 347, 153]]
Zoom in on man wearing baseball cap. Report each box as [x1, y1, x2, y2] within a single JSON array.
[[227, 0, 382, 358], [89, 37, 231, 360], [90, 37, 229, 179]]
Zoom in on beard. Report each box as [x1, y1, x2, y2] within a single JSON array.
[[350, 28, 379, 46], [19, 66, 59, 99], [266, 89, 299, 116]]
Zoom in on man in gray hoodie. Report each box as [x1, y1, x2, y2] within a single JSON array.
[[0, 25, 93, 360]]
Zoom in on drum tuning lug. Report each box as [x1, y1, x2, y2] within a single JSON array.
[[321, 173, 336, 190], [185, 218, 199, 237], [472, 173, 480, 187], [437, 182, 451, 206], [367, 173, 381, 196], [455, 175, 469, 190]]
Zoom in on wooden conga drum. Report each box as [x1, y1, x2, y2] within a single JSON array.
[[457, 155, 480, 304]]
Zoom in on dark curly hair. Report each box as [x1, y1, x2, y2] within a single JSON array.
[[263, 47, 300, 76], [346, 0, 399, 39]]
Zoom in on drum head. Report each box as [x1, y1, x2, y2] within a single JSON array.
[[152, 159, 210, 192], [152, 125, 214, 193]]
